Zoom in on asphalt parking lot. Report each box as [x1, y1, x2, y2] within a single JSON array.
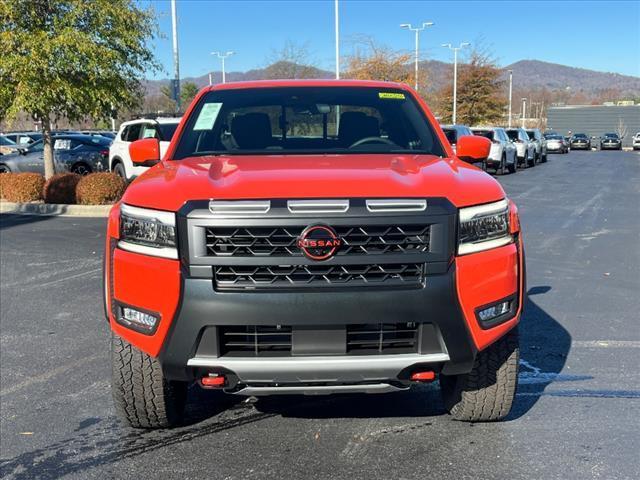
[[1, 149, 639, 479]]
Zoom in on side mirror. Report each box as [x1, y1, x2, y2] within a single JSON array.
[[456, 135, 491, 163], [18, 148, 27, 156], [129, 138, 160, 166]]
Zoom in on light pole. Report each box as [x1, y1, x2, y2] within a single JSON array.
[[334, 0, 340, 79], [212, 51, 235, 84], [400, 22, 435, 91], [507, 69, 513, 128], [521, 98, 527, 128], [170, 0, 181, 111], [442, 42, 470, 124]]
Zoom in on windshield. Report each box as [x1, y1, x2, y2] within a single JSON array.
[[604, 133, 619, 138], [173, 87, 444, 159], [24, 139, 44, 152], [158, 123, 179, 141], [0, 136, 17, 146], [506, 130, 519, 141], [473, 130, 494, 141], [526, 131, 536, 140], [572, 134, 587, 139], [548, 135, 563, 140]]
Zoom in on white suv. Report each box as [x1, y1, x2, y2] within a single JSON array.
[[506, 128, 536, 168], [109, 116, 181, 181], [471, 127, 518, 174]]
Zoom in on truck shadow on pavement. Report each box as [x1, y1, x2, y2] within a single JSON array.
[[0, 213, 54, 231], [0, 288, 574, 479]]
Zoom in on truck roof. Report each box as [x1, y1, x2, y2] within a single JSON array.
[[206, 79, 411, 92]]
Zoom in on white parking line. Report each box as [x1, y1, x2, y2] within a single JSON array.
[[571, 340, 640, 348]]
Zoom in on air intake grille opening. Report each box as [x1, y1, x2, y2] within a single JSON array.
[[220, 325, 292, 357], [214, 263, 424, 290], [347, 323, 419, 355], [205, 225, 430, 257]]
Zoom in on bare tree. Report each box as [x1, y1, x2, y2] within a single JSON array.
[[264, 41, 321, 79], [344, 36, 412, 84], [615, 117, 628, 139]]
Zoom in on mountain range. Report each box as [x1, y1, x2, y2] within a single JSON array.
[[144, 59, 640, 99]]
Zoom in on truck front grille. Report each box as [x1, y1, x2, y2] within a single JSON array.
[[219, 323, 420, 357], [205, 224, 430, 257], [346, 322, 419, 355], [220, 325, 292, 357], [214, 263, 424, 290]]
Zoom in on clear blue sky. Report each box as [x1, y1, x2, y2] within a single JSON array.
[[146, 0, 640, 79]]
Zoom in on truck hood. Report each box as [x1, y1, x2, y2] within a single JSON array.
[[122, 154, 505, 211]]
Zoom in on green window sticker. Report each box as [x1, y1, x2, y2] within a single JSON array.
[[378, 92, 405, 100], [194, 102, 223, 131]]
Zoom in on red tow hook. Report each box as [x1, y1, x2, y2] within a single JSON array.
[[199, 374, 226, 389], [410, 371, 436, 383]]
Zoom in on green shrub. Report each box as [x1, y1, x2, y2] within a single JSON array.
[[76, 173, 126, 205], [1, 173, 45, 202], [42, 173, 81, 204]]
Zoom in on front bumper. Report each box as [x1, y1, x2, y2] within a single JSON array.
[[570, 142, 590, 149], [105, 202, 523, 390]]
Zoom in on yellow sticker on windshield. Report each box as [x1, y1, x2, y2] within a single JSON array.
[[378, 92, 405, 100]]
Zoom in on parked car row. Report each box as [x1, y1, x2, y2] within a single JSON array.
[[440, 124, 547, 175], [0, 132, 114, 175], [544, 131, 632, 152]]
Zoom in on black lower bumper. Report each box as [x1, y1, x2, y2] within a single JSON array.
[[158, 262, 478, 382]]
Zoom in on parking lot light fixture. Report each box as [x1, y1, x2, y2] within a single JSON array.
[[508, 70, 513, 128], [442, 42, 470, 124], [211, 51, 235, 84], [400, 22, 435, 91]]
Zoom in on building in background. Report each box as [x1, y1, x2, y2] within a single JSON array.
[[547, 105, 640, 147]]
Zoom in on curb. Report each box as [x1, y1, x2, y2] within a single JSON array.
[[0, 201, 112, 217]]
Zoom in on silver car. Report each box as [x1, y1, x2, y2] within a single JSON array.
[[633, 132, 640, 151], [545, 134, 569, 154], [471, 127, 518, 174], [0, 134, 111, 175], [526, 129, 547, 163], [506, 128, 536, 167]]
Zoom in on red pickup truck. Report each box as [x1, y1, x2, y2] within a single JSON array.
[[104, 80, 524, 428]]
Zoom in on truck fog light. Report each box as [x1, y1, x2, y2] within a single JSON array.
[[475, 295, 517, 329], [478, 301, 510, 322], [117, 305, 159, 334]]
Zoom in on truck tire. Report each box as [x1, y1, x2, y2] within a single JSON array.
[[111, 333, 187, 428], [440, 327, 519, 422]]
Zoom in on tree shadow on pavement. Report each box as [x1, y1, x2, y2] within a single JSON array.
[[0, 213, 53, 231]]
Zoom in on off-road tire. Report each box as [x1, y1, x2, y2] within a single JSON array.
[[111, 333, 188, 428], [440, 327, 519, 422]]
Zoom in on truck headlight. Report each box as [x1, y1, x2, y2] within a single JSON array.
[[458, 199, 512, 255], [118, 204, 178, 259]]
